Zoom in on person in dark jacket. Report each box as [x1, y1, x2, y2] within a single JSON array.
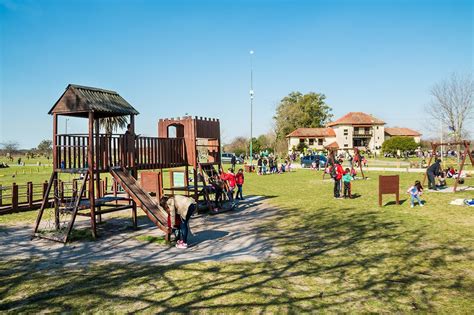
[[427, 158, 442, 190], [231, 154, 236, 170]]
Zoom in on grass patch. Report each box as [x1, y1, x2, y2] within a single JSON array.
[[135, 235, 170, 246], [1, 168, 474, 312]]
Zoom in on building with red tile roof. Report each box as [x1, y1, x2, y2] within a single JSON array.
[[384, 127, 422, 143], [287, 112, 421, 154]]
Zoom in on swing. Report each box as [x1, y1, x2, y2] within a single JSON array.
[[422, 141, 473, 192]]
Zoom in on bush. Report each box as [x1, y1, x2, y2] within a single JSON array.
[[382, 136, 418, 155], [296, 142, 308, 152]]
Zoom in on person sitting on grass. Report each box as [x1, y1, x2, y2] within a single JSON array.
[[342, 168, 353, 199], [407, 180, 424, 208], [161, 195, 197, 249]]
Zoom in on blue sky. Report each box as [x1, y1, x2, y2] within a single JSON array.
[[0, 0, 472, 148]]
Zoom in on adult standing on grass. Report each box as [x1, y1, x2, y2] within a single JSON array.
[[231, 154, 236, 170], [427, 158, 442, 190], [333, 159, 344, 198]]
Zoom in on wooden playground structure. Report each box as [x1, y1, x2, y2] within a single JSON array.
[[422, 141, 473, 192], [32, 84, 222, 243]]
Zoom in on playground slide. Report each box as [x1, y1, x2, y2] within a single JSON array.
[[110, 168, 170, 234]]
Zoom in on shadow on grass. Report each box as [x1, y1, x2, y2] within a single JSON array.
[[0, 198, 472, 313], [384, 198, 407, 206]]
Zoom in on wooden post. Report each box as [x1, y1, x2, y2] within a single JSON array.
[[42, 181, 48, 198], [0, 184, 3, 207], [95, 119, 102, 224], [53, 114, 58, 170], [454, 143, 468, 192], [158, 171, 163, 200], [12, 183, 18, 211], [27, 182, 33, 209], [88, 112, 97, 239], [130, 114, 136, 176], [54, 178, 60, 229]]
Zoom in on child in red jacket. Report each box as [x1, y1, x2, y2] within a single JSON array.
[[235, 168, 245, 200], [221, 168, 236, 201]]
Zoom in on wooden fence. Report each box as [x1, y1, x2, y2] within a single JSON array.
[[55, 134, 187, 171]]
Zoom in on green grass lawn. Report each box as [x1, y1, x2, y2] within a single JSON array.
[[1, 168, 474, 312]]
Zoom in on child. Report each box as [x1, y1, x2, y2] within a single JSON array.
[[350, 167, 357, 179], [210, 172, 224, 210], [221, 168, 236, 201], [235, 168, 245, 200], [407, 180, 424, 208], [342, 168, 353, 198]]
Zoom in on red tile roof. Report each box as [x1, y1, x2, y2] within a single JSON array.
[[385, 127, 421, 137], [324, 141, 339, 149], [327, 112, 385, 127], [286, 128, 336, 138]]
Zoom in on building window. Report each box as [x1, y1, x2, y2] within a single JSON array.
[[376, 126, 379, 130], [343, 129, 348, 136], [299, 138, 305, 143], [318, 139, 323, 145], [309, 138, 314, 145], [344, 144, 348, 148]]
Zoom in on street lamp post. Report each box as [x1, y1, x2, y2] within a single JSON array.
[[249, 50, 254, 167]]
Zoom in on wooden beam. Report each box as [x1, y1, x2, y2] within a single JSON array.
[[88, 111, 97, 239]]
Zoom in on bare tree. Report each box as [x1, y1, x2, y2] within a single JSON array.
[[0, 141, 20, 156], [428, 73, 473, 141]]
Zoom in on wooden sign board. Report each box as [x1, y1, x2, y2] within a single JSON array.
[[140, 171, 163, 200], [379, 175, 399, 206]]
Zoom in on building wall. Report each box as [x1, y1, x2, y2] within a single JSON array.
[[333, 125, 353, 150], [371, 125, 385, 152], [288, 136, 337, 152], [288, 125, 420, 153]]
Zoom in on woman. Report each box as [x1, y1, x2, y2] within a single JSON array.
[[161, 195, 197, 249]]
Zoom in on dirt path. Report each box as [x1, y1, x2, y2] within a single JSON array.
[[0, 196, 279, 267]]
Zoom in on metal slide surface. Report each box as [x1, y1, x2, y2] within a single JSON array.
[[110, 168, 170, 233]]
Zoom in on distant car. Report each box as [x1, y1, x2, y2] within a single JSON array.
[[221, 153, 244, 164], [300, 155, 327, 168]]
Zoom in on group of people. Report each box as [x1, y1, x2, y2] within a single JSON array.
[[330, 159, 354, 199], [208, 168, 245, 209], [426, 159, 466, 190], [162, 167, 246, 250], [256, 155, 292, 175]]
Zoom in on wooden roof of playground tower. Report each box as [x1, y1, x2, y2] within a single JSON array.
[[48, 84, 139, 118]]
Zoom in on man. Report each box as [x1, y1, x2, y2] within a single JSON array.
[[231, 154, 236, 170], [333, 159, 344, 198], [123, 124, 136, 167], [427, 158, 442, 190]]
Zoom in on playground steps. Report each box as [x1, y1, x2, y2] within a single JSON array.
[[109, 168, 170, 234]]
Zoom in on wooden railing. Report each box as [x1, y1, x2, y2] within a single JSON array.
[[55, 134, 186, 172], [0, 182, 49, 214]]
